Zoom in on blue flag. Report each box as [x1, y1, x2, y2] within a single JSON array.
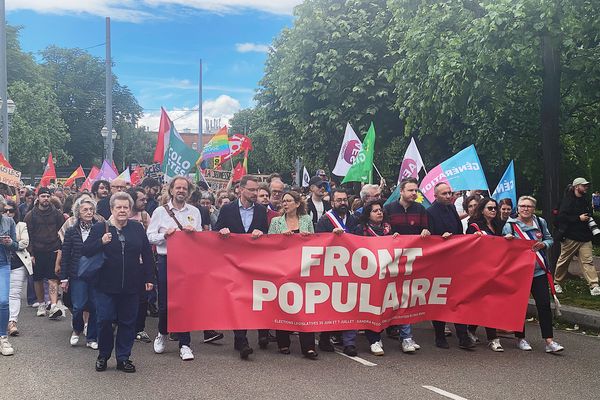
[[492, 160, 516, 207]]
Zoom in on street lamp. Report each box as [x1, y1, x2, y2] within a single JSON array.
[[0, 97, 16, 158], [100, 126, 117, 161]]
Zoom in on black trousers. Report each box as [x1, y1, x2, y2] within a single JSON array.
[[233, 329, 269, 350], [515, 275, 553, 339], [468, 325, 498, 341], [135, 288, 147, 333], [276, 330, 315, 354], [432, 321, 468, 340]]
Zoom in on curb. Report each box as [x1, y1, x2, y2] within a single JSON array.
[[527, 299, 600, 330]]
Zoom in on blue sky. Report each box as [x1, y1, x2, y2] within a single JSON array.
[[6, 0, 300, 131]]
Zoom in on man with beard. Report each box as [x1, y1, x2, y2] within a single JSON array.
[[141, 177, 161, 216], [268, 179, 285, 212], [91, 180, 110, 204], [307, 176, 331, 227], [257, 185, 279, 225], [315, 188, 359, 356], [97, 179, 127, 220], [216, 175, 269, 359]]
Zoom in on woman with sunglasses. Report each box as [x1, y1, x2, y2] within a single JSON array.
[[4, 200, 32, 340], [268, 190, 318, 359], [0, 199, 20, 355], [465, 198, 505, 352]]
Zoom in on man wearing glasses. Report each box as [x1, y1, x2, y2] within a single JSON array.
[[307, 176, 331, 227], [97, 179, 127, 220], [268, 179, 285, 212]]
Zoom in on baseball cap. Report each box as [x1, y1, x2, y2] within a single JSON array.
[[308, 176, 324, 187], [38, 187, 51, 196], [316, 169, 326, 176], [572, 177, 590, 186]]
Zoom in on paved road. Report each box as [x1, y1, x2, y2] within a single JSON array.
[[1, 303, 599, 400]]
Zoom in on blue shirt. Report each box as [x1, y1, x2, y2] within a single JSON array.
[[238, 200, 255, 232]]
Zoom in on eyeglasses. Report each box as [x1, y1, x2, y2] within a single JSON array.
[[3, 209, 14, 213], [486, 206, 497, 211], [518, 205, 534, 209]]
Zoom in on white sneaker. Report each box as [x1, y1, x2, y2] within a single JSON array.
[[488, 338, 504, 352], [70, 332, 80, 346], [86, 341, 98, 350], [467, 331, 480, 343], [590, 286, 600, 296], [179, 345, 194, 361], [31, 302, 40, 308], [517, 338, 532, 351], [83, 323, 88, 337], [370, 340, 384, 356], [554, 283, 563, 294], [48, 305, 63, 320], [401, 338, 416, 353], [154, 333, 166, 354], [404, 338, 420, 350], [545, 341, 564, 353], [0, 336, 14, 356], [36, 303, 46, 317]]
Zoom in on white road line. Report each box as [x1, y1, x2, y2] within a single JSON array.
[[422, 386, 469, 400], [335, 350, 378, 366]]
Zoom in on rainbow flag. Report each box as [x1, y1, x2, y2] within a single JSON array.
[[200, 126, 230, 162]]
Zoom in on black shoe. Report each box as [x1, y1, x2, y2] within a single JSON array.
[[239, 345, 253, 360], [203, 330, 224, 343], [147, 303, 158, 318], [95, 357, 107, 372], [258, 337, 269, 349], [435, 338, 450, 349], [169, 333, 179, 341], [331, 334, 343, 345], [116, 359, 136, 373], [318, 340, 335, 352], [458, 337, 476, 349], [304, 349, 318, 359], [343, 345, 357, 357]]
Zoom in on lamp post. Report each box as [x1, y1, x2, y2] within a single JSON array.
[[100, 126, 117, 161], [0, 97, 16, 158]]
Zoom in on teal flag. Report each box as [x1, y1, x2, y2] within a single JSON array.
[[342, 123, 376, 184], [162, 130, 200, 181]]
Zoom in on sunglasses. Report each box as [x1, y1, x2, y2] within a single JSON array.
[[486, 206, 497, 211], [3, 208, 15, 213]]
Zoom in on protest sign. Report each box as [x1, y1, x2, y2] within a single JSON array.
[[0, 165, 21, 187]]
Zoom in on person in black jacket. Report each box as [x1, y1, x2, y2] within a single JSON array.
[[554, 178, 600, 296], [83, 192, 155, 373], [60, 198, 100, 350], [307, 176, 331, 227], [426, 183, 475, 350], [216, 175, 269, 359]]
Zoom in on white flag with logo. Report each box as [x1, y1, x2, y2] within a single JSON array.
[[397, 137, 425, 183], [332, 123, 362, 177], [302, 167, 310, 187]]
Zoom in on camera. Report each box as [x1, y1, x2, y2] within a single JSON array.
[[588, 217, 600, 236]]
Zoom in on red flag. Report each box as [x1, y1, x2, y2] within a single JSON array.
[[80, 166, 100, 192], [40, 153, 57, 187], [130, 165, 144, 186], [217, 134, 253, 167], [0, 153, 12, 169], [153, 107, 172, 163], [231, 161, 246, 182], [65, 165, 86, 187]]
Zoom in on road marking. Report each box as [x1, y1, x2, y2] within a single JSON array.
[[422, 386, 469, 400], [335, 350, 377, 366]]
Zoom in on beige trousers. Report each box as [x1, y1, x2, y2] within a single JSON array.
[[554, 239, 599, 287]]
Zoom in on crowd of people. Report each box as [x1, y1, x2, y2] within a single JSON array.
[[2, 170, 598, 371]]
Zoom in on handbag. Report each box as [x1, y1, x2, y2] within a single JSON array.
[[77, 222, 109, 280]]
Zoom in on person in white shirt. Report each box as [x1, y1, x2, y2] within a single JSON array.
[[307, 176, 331, 226]]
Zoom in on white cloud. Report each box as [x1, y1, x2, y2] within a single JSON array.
[[138, 94, 241, 131], [235, 43, 270, 53], [7, 0, 302, 21]]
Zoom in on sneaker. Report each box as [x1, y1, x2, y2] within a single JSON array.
[[136, 331, 152, 343], [444, 326, 452, 336], [7, 321, 18, 337], [404, 338, 420, 350], [590, 286, 600, 296], [401, 338, 416, 353], [31, 302, 40, 308], [370, 340, 384, 356], [554, 283, 563, 294], [86, 341, 99, 350], [545, 341, 564, 353], [180, 345, 195, 361], [70, 332, 80, 346], [488, 339, 504, 352], [0, 336, 14, 356], [343, 345, 357, 357], [36, 303, 46, 317], [154, 333, 166, 354], [83, 323, 88, 337], [203, 330, 224, 343], [467, 331, 480, 344], [517, 338, 532, 351], [48, 305, 63, 320]]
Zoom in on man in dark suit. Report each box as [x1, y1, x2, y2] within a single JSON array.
[[215, 175, 269, 359]]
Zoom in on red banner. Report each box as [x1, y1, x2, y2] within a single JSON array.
[[168, 232, 536, 332]]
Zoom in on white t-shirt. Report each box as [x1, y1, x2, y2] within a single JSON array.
[[313, 199, 324, 221]]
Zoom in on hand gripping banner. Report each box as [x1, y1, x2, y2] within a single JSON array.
[[167, 232, 536, 332]]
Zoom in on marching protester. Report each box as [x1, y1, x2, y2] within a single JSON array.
[[147, 176, 219, 361], [498, 198, 514, 222], [97, 178, 127, 220], [1, 199, 19, 355], [503, 196, 564, 353], [91, 180, 110, 205], [216, 175, 269, 359], [315, 188, 359, 356], [268, 190, 318, 359], [383, 177, 427, 352], [23, 187, 65, 320], [307, 176, 331, 227], [6, 200, 32, 337], [59, 197, 99, 350], [353, 183, 382, 217], [141, 177, 161, 216], [83, 192, 155, 372], [461, 194, 482, 233], [268, 179, 285, 212], [553, 178, 600, 296], [465, 198, 505, 352], [258, 185, 279, 224], [427, 183, 475, 349]]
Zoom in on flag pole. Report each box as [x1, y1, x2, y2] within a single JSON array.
[[373, 164, 384, 181]]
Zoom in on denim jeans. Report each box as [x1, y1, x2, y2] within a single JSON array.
[[70, 279, 97, 342], [95, 289, 138, 362], [0, 264, 9, 336]]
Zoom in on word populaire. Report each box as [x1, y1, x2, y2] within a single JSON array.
[[252, 246, 451, 315]]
